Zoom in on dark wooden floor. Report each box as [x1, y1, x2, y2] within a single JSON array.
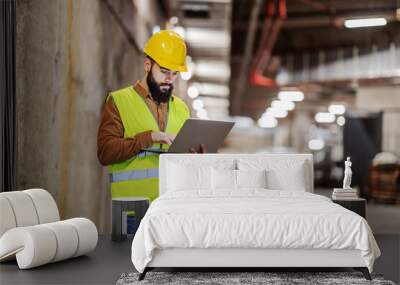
[[0, 235, 399, 284]]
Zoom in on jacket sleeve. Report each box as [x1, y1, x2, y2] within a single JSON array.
[[97, 97, 153, 166]]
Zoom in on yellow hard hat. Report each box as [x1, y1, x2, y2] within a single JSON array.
[[143, 30, 188, 72]]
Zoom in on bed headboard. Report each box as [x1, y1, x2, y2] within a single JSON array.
[[159, 154, 314, 195]]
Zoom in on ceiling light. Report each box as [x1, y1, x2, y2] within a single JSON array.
[[258, 117, 278, 128], [194, 60, 230, 80], [185, 28, 230, 48], [344, 17, 387, 28], [337, 116, 346, 126], [271, 100, 295, 111], [181, 3, 209, 13], [328, 104, 346, 115], [180, 69, 192, 81], [192, 99, 204, 110], [267, 107, 288, 118], [173, 26, 185, 39], [196, 83, 229, 97], [278, 90, 304, 102], [308, 139, 325, 150], [231, 116, 254, 128], [201, 97, 229, 108], [315, 112, 335, 123], [169, 16, 179, 25], [262, 110, 271, 118], [187, 86, 199, 98]]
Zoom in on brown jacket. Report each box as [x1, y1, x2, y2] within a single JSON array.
[[97, 81, 171, 165]]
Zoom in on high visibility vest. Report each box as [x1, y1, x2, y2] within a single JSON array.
[[108, 86, 189, 201]]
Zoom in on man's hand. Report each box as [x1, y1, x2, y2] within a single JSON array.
[[151, 132, 176, 145], [189, 144, 207, 153]]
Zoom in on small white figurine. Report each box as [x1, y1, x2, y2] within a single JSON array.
[[343, 157, 352, 190]]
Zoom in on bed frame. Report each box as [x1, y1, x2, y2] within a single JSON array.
[[139, 248, 371, 280], [138, 154, 372, 281]]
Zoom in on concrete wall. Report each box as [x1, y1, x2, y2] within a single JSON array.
[[16, 0, 164, 233]]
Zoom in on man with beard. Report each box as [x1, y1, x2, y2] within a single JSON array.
[[97, 30, 202, 201]]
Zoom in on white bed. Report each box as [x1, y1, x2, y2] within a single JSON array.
[[131, 154, 380, 280]]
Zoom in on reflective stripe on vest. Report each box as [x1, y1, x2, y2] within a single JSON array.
[[136, 151, 159, 158], [110, 168, 159, 183]]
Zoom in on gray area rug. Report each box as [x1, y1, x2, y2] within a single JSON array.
[[116, 271, 396, 285]]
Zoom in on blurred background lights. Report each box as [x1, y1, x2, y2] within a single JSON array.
[[192, 99, 204, 110], [194, 60, 230, 80], [267, 107, 288, 118], [271, 100, 295, 111], [173, 26, 185, 39], [198, 83, 229, 97], [196, 108, 208, 119], [315, 112, 335, 123], [169, 16, 179, 25], [187, 85, 199, 98], [278, 90, 304, 102], [258, 116, 278, 128], [337, 116, 346, 126], [231, 116, 254, 128], [328, 104, 346, 115], [308, 138, 325, 150], [180, 69, 192, 80], [344, 17, 387, 29]]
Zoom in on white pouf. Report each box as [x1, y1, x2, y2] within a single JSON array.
[[0, 189, 98, 269]]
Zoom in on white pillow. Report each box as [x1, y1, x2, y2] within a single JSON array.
[[211, 169, 268, 191], [236, 169, 267, 189], [167, 162, 212, 191], [211, 168, 236, 190], [238, 159, 307, 191], [266, 161, 306, 191]]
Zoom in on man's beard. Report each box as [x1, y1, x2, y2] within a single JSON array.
[[147, 70, 173, 104]]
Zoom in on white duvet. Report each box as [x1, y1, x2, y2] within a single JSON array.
[[131, 190, 380, 273]]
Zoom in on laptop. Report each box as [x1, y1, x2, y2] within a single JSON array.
[[142, 118, 234, 154]]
